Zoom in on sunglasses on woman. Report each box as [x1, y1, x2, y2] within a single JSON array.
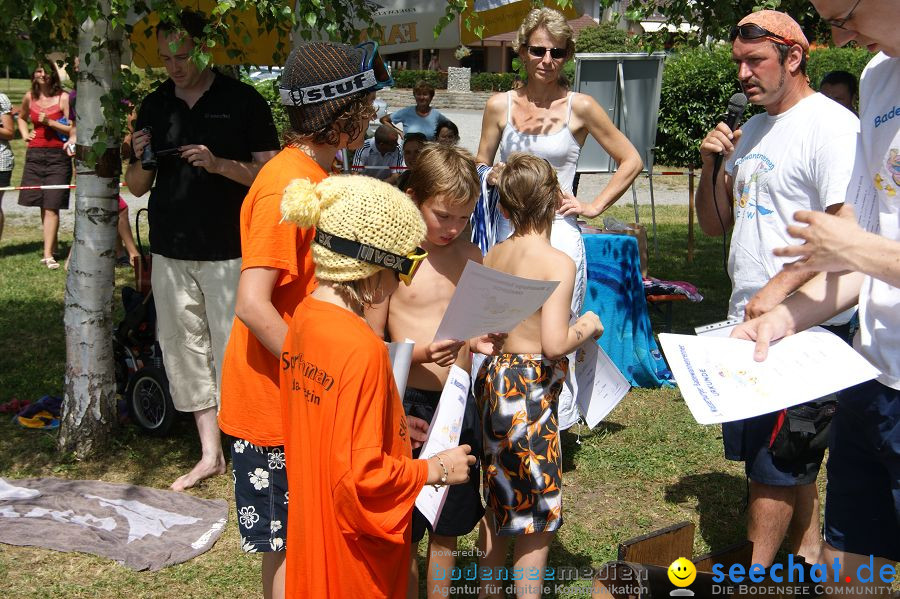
[[729, 23, 797, 47], [527, 46, 567, 60]]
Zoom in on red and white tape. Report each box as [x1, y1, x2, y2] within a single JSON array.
[[0, 184, 77, 192]]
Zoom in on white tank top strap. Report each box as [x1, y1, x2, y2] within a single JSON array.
[[565, 92, 575, 125], [506, 91, 513, 126]]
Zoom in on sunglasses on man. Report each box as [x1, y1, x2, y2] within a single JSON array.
[[729, 23, 797, 48], [314, 229, 428, 286], [527, 45, 567, 60]]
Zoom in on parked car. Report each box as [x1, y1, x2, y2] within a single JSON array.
[[247, 67, 283, 82]]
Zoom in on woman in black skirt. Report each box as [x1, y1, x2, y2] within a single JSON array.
[[17, 63, 73, 269]]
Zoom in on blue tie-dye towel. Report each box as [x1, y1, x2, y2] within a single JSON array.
[[582, 234, 673, 388]]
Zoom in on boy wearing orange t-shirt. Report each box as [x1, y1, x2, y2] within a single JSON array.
[[218, 41, 386, 599], [279, 175, 476, 598], [366, 144, 486, 599]]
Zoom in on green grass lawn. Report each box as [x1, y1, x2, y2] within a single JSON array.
[[0, 202, 759, 597]]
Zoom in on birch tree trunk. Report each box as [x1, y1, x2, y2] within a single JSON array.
[[58, 3, 123, 456]]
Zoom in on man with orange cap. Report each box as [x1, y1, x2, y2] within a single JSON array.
[[696, 10, 860, 569], [733, 0, 900, 591]]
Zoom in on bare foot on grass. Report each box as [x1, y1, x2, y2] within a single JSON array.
[[170, 455, 226, 492]]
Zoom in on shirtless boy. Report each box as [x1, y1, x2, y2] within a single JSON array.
[[475, 153, 603, 599], [368, 143, 487, 599]]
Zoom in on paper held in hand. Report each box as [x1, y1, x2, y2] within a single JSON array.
[[433, 261, 559, 342], [573, 340, 630, 428], [386, 339, 415, 398], [414, 365, 470, 527], [659, 327, 881, 425]]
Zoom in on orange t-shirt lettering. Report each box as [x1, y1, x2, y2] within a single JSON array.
[[281, 296, 428, 598]]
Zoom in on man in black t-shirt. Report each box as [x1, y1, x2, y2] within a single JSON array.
[[125, 11, 280, 492]]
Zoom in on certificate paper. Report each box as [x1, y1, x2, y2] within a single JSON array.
[[414, 366, 470, 527], [386, 339, 415, 398], [434, 261, 558, 341], [574, 341, 630, 428], [659, 328, 880, 424]]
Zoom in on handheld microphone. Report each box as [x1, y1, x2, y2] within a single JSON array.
[[711, 92, 747, 272], [712, 92, 748, 182]]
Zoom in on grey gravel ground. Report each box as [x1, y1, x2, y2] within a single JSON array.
[[2, 108, 695, 234]]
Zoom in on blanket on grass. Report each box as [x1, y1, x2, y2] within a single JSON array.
[[0, 477, 227, 571]]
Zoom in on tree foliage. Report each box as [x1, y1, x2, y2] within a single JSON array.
[[592, 0, 832, 48], [1, 0, 387, 166], [575, 22, 641, 53]]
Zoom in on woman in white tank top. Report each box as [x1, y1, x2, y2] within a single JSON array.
[[476, 7, 642, 431]]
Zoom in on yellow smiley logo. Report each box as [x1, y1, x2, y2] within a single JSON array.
[[667, 557, 696, 587]]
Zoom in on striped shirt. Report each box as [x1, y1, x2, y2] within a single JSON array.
[[0, 93, 13, 172], [350, 138, 402, 180]]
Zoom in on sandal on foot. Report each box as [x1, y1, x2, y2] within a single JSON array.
[[40, 258, 60, 270]]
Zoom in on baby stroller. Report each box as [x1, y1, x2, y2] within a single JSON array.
[[113, 208, 176, 436]]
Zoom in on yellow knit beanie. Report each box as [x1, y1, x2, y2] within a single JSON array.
[[281, 175, 426, 282]]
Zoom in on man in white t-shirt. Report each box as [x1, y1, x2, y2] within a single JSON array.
[[696, 9, 859, 569], [350, 124, 402, 180], [733, 0, 899, 590]]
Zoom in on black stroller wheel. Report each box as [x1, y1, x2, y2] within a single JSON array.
[[128, 366, 175, 436]]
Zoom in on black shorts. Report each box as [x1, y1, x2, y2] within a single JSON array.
[[0, 170, 11, 187], [18, 147, 72, 210], [825, 379, 900, 561], [405, 386, 484, 542]]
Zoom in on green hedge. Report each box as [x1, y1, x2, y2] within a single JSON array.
[[250, 79, 289, 139], [392, 70, 447, 90], [654, 45, 742, 168], [392, 69, 517, 92], [654, 45, 874, 168], [471, 72, 518, 92], [806, 46, 873, 88], [575, 23, 641, 53]]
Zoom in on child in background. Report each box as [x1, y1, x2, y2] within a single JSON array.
[[475, 153, 603, 599], [435, 119, 460, 145], [390, 132, 426, 191], [114, 197, 140, 266], [367, 144, 493, 599], [279, 174, 476, 599]]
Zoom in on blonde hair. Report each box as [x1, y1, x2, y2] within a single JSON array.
[[406, 144, 479, 207], [514, 8, 575, 62], [497, 153, 559, 235], [333, 278, 380, 309]]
